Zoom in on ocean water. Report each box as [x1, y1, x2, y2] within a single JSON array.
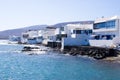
[[0, 42, 120, 80]]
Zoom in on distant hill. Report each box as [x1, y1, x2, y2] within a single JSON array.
[[0, 25, 47, 39], [0, 21, 94, 39], [53, 21, 94, 28]]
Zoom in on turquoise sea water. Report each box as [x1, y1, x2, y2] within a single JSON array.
[[0, 43, 120, 80]]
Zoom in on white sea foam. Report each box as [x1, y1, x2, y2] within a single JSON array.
[[0, 40, 9, 44]]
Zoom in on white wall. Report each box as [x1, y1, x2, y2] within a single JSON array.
[[89, 40, 113, 47], [63, 34, 90, 46], [94, 16, 120, 37], [64, 24, 93, 36], [55, 28, 60, 35], [27, 31, 38, 38], [21, 30, 39, 44], [42, 29, 56, 39]]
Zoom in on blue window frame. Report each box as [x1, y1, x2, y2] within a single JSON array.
[[73, 30, 92, 34], [94, 20, 116, 29]]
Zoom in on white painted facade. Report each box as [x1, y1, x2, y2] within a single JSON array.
[[42, 27, 57, 45], [63, 33, 90, 46], [9, 35, 21, 44], [89, 40, 113, 47], [61, 24, 93, 50], [21, 30, 43, 44], [63, 24, 93, 36], [42, 28, 56, 39], [21, 30, 38, 43], [89, 16, 120, 47], [93, 16, 120, 36]]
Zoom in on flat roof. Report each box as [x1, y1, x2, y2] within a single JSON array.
[[95, 16, 120, 23]]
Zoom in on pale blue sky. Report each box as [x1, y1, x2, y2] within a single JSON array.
[[0, 0, 119, 31]]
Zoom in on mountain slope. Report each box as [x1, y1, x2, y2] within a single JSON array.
[[0, 21, 94, 39], [0, 25, 48, 39], [53, 21, 94, 28]]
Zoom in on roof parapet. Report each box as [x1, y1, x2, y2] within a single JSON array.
[[95, 16, 120, 23]]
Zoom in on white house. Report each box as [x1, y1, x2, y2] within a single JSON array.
[[89, 16, 120, 47], [9, 35, 21, 44], [42, 27, 57, 45], [63, 24, 93, 35], [21, 30, 43, 44], [61, 23, 93, 50]]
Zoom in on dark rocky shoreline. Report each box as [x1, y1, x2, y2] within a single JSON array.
[[52, 46, 120, 60]]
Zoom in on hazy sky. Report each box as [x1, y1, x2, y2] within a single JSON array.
[[0, 0, 119, 31]]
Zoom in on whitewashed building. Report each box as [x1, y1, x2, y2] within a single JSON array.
[[9, 35, 21, 44], [61, 23, 93, 50], [42, 27, 58, 45], [89, 16, 120, 47], [21, 30, 43, 44]]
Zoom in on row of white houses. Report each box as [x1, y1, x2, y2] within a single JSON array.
[[9, 16, 120, 50]]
